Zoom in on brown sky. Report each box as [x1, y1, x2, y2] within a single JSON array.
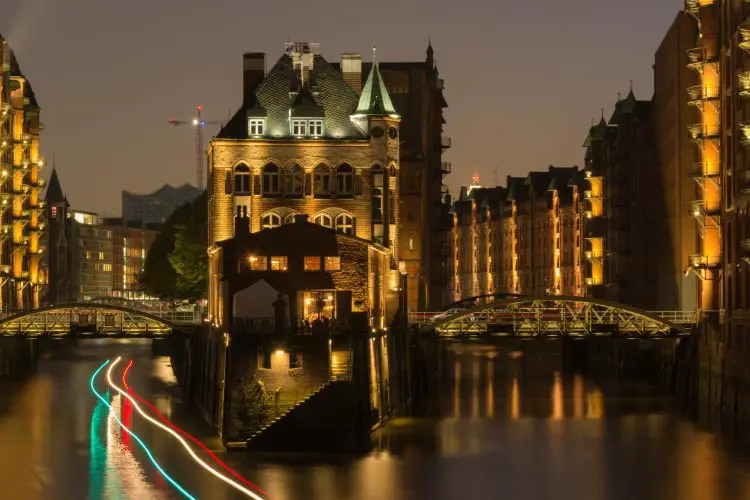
[[3, 0, 684, 215]]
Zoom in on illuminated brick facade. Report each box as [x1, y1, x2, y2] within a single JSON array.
[[0, 35, 46, 312], [447, 167, 586, 303], [208, 43, 402, 328]]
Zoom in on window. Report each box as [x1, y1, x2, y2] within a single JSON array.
[[335, 213, 354, 235], [314, 213, 333, 228], [314, 164, 331, 196], [283, 212, 299, 225], [304, 256, 321, 271], [249, 256, 267, 271], [248, 119, 265, 136], [325, 256, 341, 271], [371, 167, 383, 221], [234, 164, 251, 194], [51, 206, 58, 219], [337, 164, 353, 195], [309, 120, 324, 136], [292, 119, 307, 136], [284, 163, 304, 196], [409, 237, 414, 251], [262, 213, 282, 229], [270, 256, 288, 271], [263, 163, 280, 195]]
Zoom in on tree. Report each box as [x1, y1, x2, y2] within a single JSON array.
[[140, 192, 207, 300]]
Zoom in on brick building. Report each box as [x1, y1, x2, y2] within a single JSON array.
[[44, 169, 158, 303], [447, 167, 586, 303], [208, 42, 405, 328], [582, 91, 660, 308], [0, 35, 46, 312], [211, 214, 392, 333]]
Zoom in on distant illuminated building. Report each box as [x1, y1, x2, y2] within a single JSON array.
[[122, 183, 202, 226]]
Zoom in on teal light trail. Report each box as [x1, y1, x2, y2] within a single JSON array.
[[89, 359, 196, 500]]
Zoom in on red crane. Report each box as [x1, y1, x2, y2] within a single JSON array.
[[168, 105, 224, 190]]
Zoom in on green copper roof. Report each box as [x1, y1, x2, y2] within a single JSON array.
[[355, 52, 397, 116]]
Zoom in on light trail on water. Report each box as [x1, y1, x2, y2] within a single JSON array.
[[122, 360, 270, 498], [106, 357, 266, 500], [89, 359, 197, 500]]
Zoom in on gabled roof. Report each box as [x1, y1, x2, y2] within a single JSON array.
[[355, 51, 397, 117], [506, 176, 529, 203], [290, 85, 325, 117], [609, 89, 652, 124], [583, 116, 609, 147], [45, 168, 68, 206]]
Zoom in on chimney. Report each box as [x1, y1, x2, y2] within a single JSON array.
[[341, 53, 362, 94], [234, 206, 250, 235], [295, 214, 309, 224], [243, 53, 265, 105]]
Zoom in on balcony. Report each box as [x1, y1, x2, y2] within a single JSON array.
[[441, 136, 451, 149], [689, 161, 720, 179], [741, 123, 750, 147], [687, 85, 719, 106], [687, 48, 711, 71], [689, 200, 721, 217], [688, 123, 720, 142], [741, 239, 750, 263], [685, 0, 716, 15], [584, 250, 605, 262], [739, 71, 750, 98], [441, 161, 451, 175], [741, 21, 750, 52], [583, 190, 602, 200], [688, 254, 721, 269]]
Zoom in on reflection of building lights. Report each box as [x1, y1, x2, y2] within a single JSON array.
[[248, 255, 257, 263], [274, 349, 285, 356], [305, 297, 311, 305]]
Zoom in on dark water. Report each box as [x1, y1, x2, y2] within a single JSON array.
[[1, 339, 750, 500]]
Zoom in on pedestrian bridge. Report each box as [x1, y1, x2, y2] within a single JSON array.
[[409, 295, 696, 338], [0, 303, 202, 337]]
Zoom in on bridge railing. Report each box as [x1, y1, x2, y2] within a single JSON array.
[[149, 310, 203, 324], [647, 311, 697, 324]]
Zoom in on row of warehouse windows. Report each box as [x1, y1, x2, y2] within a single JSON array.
[[260, 212, 355, 234]]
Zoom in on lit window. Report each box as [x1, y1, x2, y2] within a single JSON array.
[[409, 237, 414, 251], [309, 120, 324, 137], [337, 164, 353, 195], [270, 256, 288, 271], [262, 163, 280, 195], [314, 164, 331, 196], [51, 206, 58, 219], [314, 213, 333, 228], [284, 164, 304, 196], [335, 213, 354, 235], [304, 256, 321, 271], [234, 164, 251, 194], [262, 213, 282, 229], [325, 256, 341, 271], [248, 119, 265, 136], [249, 255, 267, 271], [292, 119, 307, 136]]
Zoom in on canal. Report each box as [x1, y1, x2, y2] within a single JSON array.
[[1, 339, 750, 499]]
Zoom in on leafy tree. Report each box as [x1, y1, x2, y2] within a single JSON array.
[[140, 192, 207, 300]]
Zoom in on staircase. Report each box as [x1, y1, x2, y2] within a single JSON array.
[[244, 380, 360, 453]]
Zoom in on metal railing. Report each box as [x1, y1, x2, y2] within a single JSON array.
[[441, 136, 452, 148], [740, 21, 750, 52], [151, 310, 203, 324], [739, 170, 750, 193], [689, 200, 721, 217], [690, 161, 720, 178], [687, 85, 719, 103], [688, 123, 720, 140], [441, 162, 451, 174], [688, 254, 721, 268]]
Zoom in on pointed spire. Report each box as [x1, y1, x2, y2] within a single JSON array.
[[354, 45, 398, 117], [45, 166, 67, 205], [630, 79, 633, 92]]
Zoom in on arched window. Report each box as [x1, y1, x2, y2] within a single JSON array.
[[313, 213, 333, 228], [336, 213, 354, 235], [283, 212, 299, 225], [314, 164, 331, 196], [336, 163, 353, 196], [284, 163, 304, 196], [234, 164, 251, 194], [261, 212, 282, 229], [262, 163, 280, 195]]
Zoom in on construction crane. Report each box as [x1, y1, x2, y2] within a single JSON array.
[[168, 105, 224, 190]]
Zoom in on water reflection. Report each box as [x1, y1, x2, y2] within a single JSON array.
[[6, 340, 750, 499]]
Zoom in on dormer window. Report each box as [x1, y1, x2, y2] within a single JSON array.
[[248, 119, 265, 136], [291, 119, 324, 138], [309, 120, 323, 137]]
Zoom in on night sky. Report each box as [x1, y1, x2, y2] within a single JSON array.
[[3, 0, 684, 215]]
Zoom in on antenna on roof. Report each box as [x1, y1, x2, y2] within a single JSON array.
[[600, 107, 604, 120], [617, 92, 621, 101], [372, 43, 377, 64], [630, 79, 633, 92]]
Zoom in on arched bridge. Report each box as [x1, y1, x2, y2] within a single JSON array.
[[0, 303, 202, 337], [409, 296, 696, 338]]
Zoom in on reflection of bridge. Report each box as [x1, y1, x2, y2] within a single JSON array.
[[0, 303, 202, 337], [409, 295, 696, 338]]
